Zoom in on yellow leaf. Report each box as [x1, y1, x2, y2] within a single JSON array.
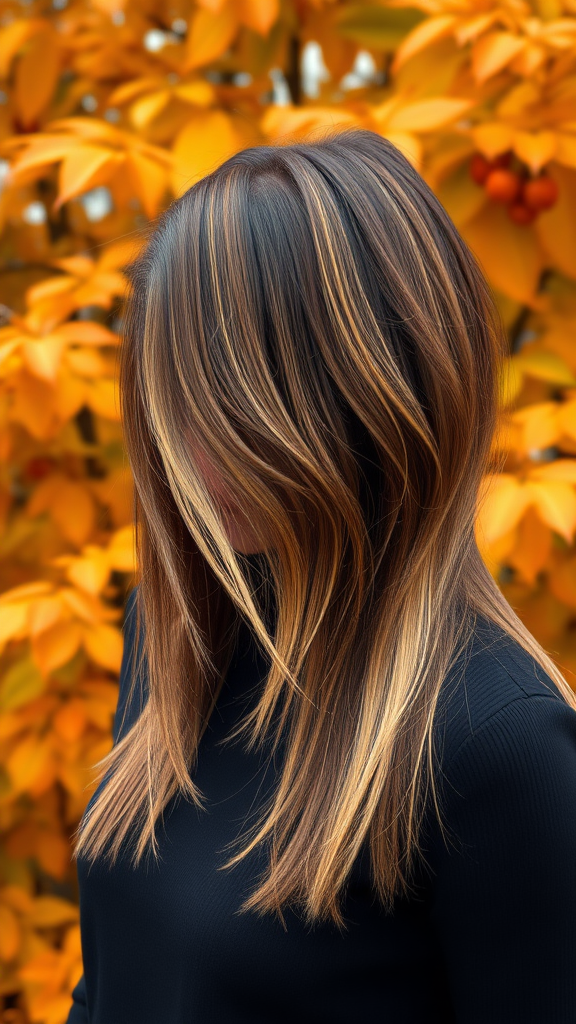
[[386, 98, 473, 133], [461, 199, 546, 306], [499, 356, 524, 407], [22, 334, 66, 382], [107, 525, 137, 572], [83, 622, 123, 672], [555, 132, 576, 171], [130, 90, 171, 130], [172, 110, 242, 196], [85, 377, 119, 419], [28, 595, 63, 636], [261, 105, 359, 143], [477, 473, 531, 543], [516, 348, 576, 386], [57, 321, 119, 346], [7, 734, 52, 793], [0, 603, 29, 650], [454, 12, 497, 46], [471, 31, 525, 83], [10, 372, 58, 439], [508, 506, 551, 586], [526, 480, 576, 543], [7, 135, 77, 182], [530, 459, 576, 483], [533, 165, 576, 281], [513, 401, 559, 451], [185, 7, 239, 71], [0, 658, 45, 712], [65, 347, 106, 378], [471, 121, 515, 160], [0, 885, 33, 915], [382, 131, 422, 170], [434, 158, 487, 228], [0, 904, 21, 961], [52, 482, 95, 546], [513, 130, 557, 175], [56, 146, 120, 209], [173, 80, 215, 107], [28, 896, 78, 928], [108, 76, 165, 106], [0, 581, 52, 603], [66, 548, 109, 598], [391, 14, 457, 70], [32, 621, 82, 675]]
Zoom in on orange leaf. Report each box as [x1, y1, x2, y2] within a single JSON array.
[[14, 29, 61, 128], [172, 110, 241, 196], [471, 31, 525, 83], [83, 622, 124, 672], [513, 130, 557, 175], [236, 0, 279, 35], [35, 829, 70, 879], [386, 98, 474, 133], [28, 595, 63, 637], [28, 896, 78, 928], [391, 14, 457, 71], [129, 90, 171, 130], [56, 146, 121, 209], [126, 150, 168, 219], [32, 621, 82, 675], [0, 904, 21, 961], [476, 473, 531, 543], [22, 334, 66, 382], [185, 7, 239, 71], [7, 734, 53, 793], [53, 699, 87, 743], [526, 481, 576, 544], [533, 165, 576, 281], [56, 322, 119, 345], [52, 482, 95, 546], [85, 377, 120, 420]]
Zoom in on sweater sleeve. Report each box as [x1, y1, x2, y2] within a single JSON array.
[[426, 693, 576, 1023], [64, 587, 145, 1024]]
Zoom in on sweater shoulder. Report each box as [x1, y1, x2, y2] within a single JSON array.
[[433, 614, 569, 767]]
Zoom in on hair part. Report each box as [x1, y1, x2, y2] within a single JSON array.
[[72, 127, 576, 929]]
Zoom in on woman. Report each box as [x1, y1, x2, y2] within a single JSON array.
[[67, 128, 576, 1023]]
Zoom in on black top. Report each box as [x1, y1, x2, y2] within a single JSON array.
[[67, 584, 576, 1024]]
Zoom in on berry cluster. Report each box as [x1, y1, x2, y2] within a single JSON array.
[[469, 151, 559, 225]]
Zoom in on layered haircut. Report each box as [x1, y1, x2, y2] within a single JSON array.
[[73, 127, 576, 928]]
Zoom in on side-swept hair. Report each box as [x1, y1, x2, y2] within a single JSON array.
[[72, 128, 576, 928]]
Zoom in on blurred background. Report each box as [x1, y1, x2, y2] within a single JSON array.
[[1, 0, 576, 1020]]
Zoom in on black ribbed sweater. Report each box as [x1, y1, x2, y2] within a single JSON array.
[[67, 583, 576, 1023]]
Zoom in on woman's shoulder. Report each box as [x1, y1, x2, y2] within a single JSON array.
[[433, 613, 576, 773]]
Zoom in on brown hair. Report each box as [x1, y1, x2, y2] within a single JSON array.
[[72, 127, 576, 928]]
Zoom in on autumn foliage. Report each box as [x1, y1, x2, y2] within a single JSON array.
[[1, 0, 576, 1020]]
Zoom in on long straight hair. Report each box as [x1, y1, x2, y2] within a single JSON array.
[[73, 127, 576, 928]]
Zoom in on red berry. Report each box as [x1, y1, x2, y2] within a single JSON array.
[[25, 456, 55, 480], [507, 202, 537, 225], [469, 153, 491, 186], [522, 175, 559, 211], [485, 168, 522, 203]]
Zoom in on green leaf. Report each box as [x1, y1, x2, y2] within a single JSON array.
[[335, 5, 424, 50], [0, 657, 45, 712]]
